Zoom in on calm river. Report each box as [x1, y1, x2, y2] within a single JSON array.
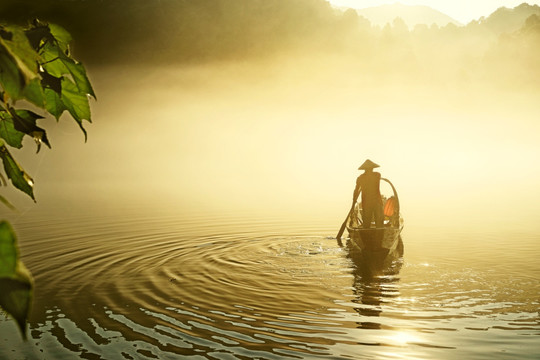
[[1, 203, 539, 359]]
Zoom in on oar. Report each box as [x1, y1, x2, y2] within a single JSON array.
[[336, 202, 355, 247]]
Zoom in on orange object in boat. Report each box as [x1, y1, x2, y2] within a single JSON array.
[[384, 196, 396, 217]]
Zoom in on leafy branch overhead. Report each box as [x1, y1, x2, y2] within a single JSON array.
[[1, 20, 95, 138], [0, 20, 95, 338], [0, 20, 95, 200]]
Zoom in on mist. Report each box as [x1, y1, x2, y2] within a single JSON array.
[[4, 1, 540, 234]]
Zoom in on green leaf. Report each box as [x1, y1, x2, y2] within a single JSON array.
[[48, 23, 72, 54], [62, 55, 95, 99], [0, 51, 24, 100], [42, 46, 95, 99], [22, 77, 46, 108], [0, 109, 51, 153], [43, 87, 67, 119], [0, 26, 39, 98], [0, 143, 34, 200], [0, 221, 33, 339], [39, 41, 60, 71], [0, 110, 24, 148], [4, 28, 38, 75], [11, 109, 50, 152], [61, 78, 91, 139]]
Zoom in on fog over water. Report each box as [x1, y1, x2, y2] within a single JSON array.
[[10, 52, 540, 235], [2, 1, 536, 235]]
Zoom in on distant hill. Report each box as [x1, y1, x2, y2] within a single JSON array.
[[480, 3, 540, 34], [348, 3, 461, 28]]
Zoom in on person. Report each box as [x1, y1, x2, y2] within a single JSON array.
[[353, 159, 383, 228]]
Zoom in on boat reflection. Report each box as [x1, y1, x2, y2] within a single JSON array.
[[348, 237, 404, 330]]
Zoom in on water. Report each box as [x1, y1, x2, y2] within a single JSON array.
[[1, 204, 539, 359]]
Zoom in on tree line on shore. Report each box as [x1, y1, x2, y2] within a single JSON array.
[[1, 1, 539, 85]]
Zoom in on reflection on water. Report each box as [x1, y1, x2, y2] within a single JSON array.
[[350, 239, 404, 331], [1, 206, 539, 359]]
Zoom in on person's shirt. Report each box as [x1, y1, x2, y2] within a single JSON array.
[[355, 171, 382, 204]]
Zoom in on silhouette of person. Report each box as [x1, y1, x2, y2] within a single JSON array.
[[353, 159, 383, 228]]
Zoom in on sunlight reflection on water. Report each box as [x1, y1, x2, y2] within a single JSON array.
[[1, 206, 538, 359]]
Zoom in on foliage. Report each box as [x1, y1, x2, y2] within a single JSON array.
[[0, 20, 95, 337], [0, 221, 32, 339]]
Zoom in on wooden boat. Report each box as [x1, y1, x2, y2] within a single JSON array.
[[346, 178, 404, 271]]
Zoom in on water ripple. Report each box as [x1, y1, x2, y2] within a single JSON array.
[[1, 210, 539, 359]]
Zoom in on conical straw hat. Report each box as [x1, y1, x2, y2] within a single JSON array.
[[358, 159, 380, 170]]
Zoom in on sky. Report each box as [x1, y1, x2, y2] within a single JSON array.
[[326, 0, 540, 23]]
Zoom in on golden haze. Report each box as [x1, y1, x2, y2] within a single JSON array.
[[11, 6, 540, 233]]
